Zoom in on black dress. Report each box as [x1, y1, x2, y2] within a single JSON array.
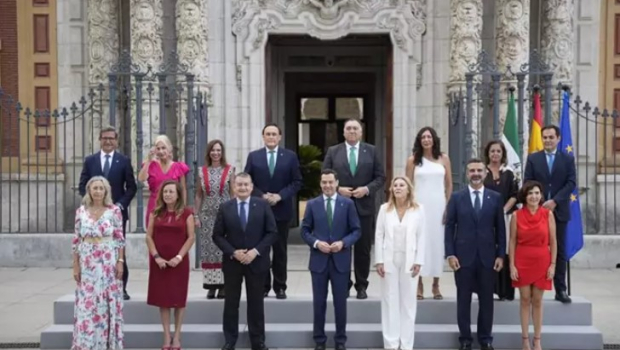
[[484, 165, 518, 300]]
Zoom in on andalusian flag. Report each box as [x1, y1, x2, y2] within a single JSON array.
[[529, 92, 544, 153], [501, 92, 522, 182]]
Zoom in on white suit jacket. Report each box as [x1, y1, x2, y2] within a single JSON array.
[[373, 203, 427, 273]]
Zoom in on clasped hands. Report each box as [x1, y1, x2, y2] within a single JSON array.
[[338, 186, 368, 199], [316, 240, 344, 254], [233, 249, 259, 265], [447, 256, 503, 272], [154, 255, 182, 269], [263, 192, 282, 206]]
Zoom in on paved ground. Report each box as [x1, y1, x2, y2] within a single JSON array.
[[0, 247, 618, 350]]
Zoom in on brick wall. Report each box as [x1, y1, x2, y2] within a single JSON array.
[[0, 0, 19, 157]]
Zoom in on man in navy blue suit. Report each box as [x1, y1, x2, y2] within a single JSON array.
[[301, 169, 361, 350], [244, 124, 302, 299], [445, 159, 506, 350], [78, 126, 137, 300], [523, 125, 576, 304]]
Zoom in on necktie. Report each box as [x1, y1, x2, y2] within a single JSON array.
[[103, 155, 111, 177], [547, 153, 555, 173], [474, 191, 481, 214], [349, 147, 357, 175], [239, 202, 247, 230], [268, 150, 275, 176], [326, 197, 333, 229]]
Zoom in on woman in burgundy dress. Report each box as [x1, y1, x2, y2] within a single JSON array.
[[146, 180, 196, 350], [509, 181, 557, 350]]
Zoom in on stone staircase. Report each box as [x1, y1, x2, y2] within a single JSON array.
[[40, 294, 603, 349]]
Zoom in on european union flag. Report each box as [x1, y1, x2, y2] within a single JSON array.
[[559, 91, 584, 260]]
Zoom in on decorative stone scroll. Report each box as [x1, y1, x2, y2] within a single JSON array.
[[541, 0, 573, 87]]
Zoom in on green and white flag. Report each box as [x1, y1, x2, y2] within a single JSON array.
[[502, 92, 522, 184]]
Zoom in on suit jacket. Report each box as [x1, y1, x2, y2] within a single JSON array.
[[444, 188, 506, 269], [374, 203, 427, 274], [78, 151, 137, 221], [212, 197, 279, 273], [322, 142, 386, 216], [300, 194, 361, 274], [523, 149, 576, 222], [244, 147, 303, 222]]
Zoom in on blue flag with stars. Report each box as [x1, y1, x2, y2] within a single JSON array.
[[559, 91, 584, 260]]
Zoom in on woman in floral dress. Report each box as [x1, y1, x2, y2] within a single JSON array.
[[138, 134, 190, 224], [72, 176, 125, 350], [194, 140, 235, 299]]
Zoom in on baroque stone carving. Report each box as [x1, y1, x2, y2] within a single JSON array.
[[541, 0, 573, 86], [87, 0, 119, 84], [495, 0, 530, 76], [176, 0, 209, 84], [130, 0, 164, 72], [449, 0, 483, 84]]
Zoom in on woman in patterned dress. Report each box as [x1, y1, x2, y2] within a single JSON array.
[[72, 176, 125, 350], [194, 140, 235, 299]]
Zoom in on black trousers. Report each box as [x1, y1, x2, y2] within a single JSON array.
[[264, 220, 290, 293], [350, 214, 373, 291], [122, 218, 128, 292], [223, 263, 267, 347], [455, 258, 495, 345], [554, 220, 568, 293]]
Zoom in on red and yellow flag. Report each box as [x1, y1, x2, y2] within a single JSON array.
[[528, 92, 544, 153]]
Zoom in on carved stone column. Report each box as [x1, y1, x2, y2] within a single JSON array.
[[176, 0, 209, 160], [87, 0, 119, 152], [449, 0, 483, 155], [495, 0, 529, 133], [130, 0, 164, 161], [541, 0, 574, 123]]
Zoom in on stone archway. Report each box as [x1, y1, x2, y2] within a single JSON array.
[[231, 0, 426, 175]]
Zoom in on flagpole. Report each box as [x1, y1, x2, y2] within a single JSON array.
[[562, 85, 572, 296]]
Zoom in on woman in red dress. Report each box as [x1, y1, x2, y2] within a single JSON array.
[[509, 181, 557, 350], [146, 180, 196, 350]]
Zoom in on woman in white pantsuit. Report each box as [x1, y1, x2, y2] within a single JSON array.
[[374, 176, 427, 350]]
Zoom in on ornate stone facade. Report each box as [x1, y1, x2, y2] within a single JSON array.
[[176, 0, 209, 84], [87, 0, 119, 85]]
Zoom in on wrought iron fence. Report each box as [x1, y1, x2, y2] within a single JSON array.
[[0, 50, 208, 233], [448, 49, 620, 234]]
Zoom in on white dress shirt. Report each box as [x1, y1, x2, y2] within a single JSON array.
[[346, 142, 360, 165], [313, 193, 338, 248], [266, 146, 278, 168], [100, 150, 115, 171], [235, 197, 259, 256], [468, 185, 485, 208]]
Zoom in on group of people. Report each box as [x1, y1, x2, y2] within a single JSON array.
[[71, 119, 575, 350]]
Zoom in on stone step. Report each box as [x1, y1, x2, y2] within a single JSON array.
[[51, 294, 593, 326], [40, 323, 604, 349]]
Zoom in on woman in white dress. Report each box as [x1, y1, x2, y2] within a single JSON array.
[[405, 126, 453, 300], [374, 176, 427, 350]]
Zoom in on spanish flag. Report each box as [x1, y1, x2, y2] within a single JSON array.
[[528, 91, 544, 153]]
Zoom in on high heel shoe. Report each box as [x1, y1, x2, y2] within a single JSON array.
[[217, 288, 225, 299], [207, 289, 216, 299], [522, 336, 531, 350]]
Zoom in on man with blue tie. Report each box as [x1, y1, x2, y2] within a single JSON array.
[[78, 126, 137, 300], [213, 172, 278, 350], [445, 159, 505, 350], [244, 124, 303, 299], [301, 169, 361, 350], [523, 125, 576, 304]]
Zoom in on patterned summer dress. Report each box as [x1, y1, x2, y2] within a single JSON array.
[[198, 165, 234, 289], [71, 205, 125, 350]]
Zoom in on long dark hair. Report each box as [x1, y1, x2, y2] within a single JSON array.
[[412, 126, 441, 166], [204, 139, 228, 166], [152, 180, 185, 219], [484, 140, 507, 165]]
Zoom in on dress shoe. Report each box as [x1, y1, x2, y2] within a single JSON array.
[[276, 290, 287, 299], [335, 343, 346, 350], [555, 291, 572, 303], [221, 343, 235, 350], [264, 291, 269, 297], [356, 290, 367, 299], [251, 342, 268, 350], [458, 342, 472, 350], [314, 343, 326, 350], [123, 291, 130, 301], [480, 343, 494, 350], [207, 289, 216, 299], [217, 288, 225, 299]]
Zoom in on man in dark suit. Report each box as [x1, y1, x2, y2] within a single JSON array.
[[444, 158, 506, 350], [78, 126, 137, 300], [244, 124, 303, 299], [523, 124, 576, 304], [322, 119, 385, 299], [301, 169, 361, 350], [213, 172, 278, 350]]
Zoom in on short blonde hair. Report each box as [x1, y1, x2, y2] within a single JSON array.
[[154, 134, 173, 153], [82, 176, 113, 207], [385, 176, 419, 211]]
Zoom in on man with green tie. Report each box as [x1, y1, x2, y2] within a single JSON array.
[[244, 124, 303, 299], [322, 119, 386, 299]]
